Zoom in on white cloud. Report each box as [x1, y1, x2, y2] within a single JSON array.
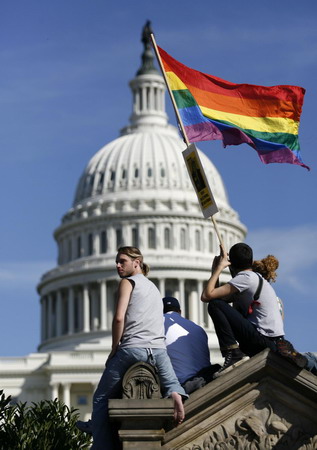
[[247, 224, 317, 296]]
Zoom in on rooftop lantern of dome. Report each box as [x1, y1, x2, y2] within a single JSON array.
[[136, 21, 159, 76], [121, 21, 168, 133]]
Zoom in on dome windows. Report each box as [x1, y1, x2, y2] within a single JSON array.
[[100, 231, 107, 254], [148, 227, 156, 249], [76, 236, 82, 259], [97, 172, 104, 194], [195, 229, 201, 251], [208, 231, 214, 253], [58, 222, 221, 263], [180, 228, 187, 250], [146, 164, 153, 187], [132, 227, 139, 248], [88, 233, 93, 256], [116, 228, 123, 248], [164, 227, 171, 249], [120, 167, 128, 188]]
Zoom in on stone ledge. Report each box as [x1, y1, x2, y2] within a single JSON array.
[[109, 398, 173, 421]]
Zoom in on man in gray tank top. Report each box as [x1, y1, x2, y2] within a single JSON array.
[[89, 246, 188, 450]]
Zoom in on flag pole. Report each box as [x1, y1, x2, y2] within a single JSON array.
[[150, 34, 190, 146], [150, 33, 226, 253]]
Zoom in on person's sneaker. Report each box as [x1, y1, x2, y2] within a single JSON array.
[[276, 339, 308, 368], [213, 348, 249, 379], [76, 419, 92, 435]]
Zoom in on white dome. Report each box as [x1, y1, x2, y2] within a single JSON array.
[[73, 126, 229, 210]]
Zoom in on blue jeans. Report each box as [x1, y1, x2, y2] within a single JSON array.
[[304, 352, 317, 375], [208, 299, 279, 357], [91, 347, 187, 450]]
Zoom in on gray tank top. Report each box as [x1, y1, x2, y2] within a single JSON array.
[[119, 274, 166, 349]]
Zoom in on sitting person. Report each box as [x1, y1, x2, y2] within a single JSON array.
[[163, 296, 220, 393], [201, 243, 306, 375], [78, 246, 188, 448], [252, 254, 315, 372]]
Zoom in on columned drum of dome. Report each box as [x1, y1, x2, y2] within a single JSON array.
[[37, 23, 246, 363]]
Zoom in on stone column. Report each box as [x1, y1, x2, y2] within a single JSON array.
[[138, 223, 145, 248], [135, 87, 140, 112], [68, 287, 74, 335], [56, 290, 62, 337], [83, 284, 90, 332], [40, 297, 46, 342], [178, 279, 185, 312], [100, 280, 107, 330], [47, 293, 54, 339], [72, 235, 76, 260], [107, 227, 115, 253], [78, 289, 83, 332], [94, 231, 100, 256], [62, 383, 71, 407], [188, 290, 199, 323], [159, 278, 165, 298], [82, 231, 87, 257], [51, 383, 59, 401], [91, 288, 99, 331], [141, 87, 146, 111], [161, 86, 165, 111], [197, 280, 204, 326]]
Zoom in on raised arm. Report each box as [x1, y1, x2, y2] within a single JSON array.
[[201, 247, 238, 303]]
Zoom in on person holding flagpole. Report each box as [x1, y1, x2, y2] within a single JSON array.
[[201, 243, 306, 376]]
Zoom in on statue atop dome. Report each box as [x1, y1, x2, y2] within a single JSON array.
[[136, 20, 159, 76], [141, 20, 153, 47]]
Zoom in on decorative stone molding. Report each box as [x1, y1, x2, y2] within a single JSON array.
[[122, 361, 161, 400], [161, 350, 317, 450], [182, 402, 317, 449], [108, 361, 172, 449]]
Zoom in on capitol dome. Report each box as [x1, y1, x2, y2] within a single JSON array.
[[72, 126, 228, 209], [37, 23, 246, 361]]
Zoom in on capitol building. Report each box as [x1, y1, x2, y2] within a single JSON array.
[[0, 24, 246, 420]]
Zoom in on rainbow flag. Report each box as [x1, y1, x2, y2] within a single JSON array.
[[157, 46, 309, 170]]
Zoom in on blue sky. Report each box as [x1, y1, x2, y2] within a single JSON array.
[[1, 1, 316, 356]]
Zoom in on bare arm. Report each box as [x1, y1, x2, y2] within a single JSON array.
[[107, 278, 132, 363], [201, 247, 238, 302]]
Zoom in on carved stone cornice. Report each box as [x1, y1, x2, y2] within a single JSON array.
[[122, 361, 161, 400]]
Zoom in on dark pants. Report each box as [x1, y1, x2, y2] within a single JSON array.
[[208, 299, 279, 357]]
